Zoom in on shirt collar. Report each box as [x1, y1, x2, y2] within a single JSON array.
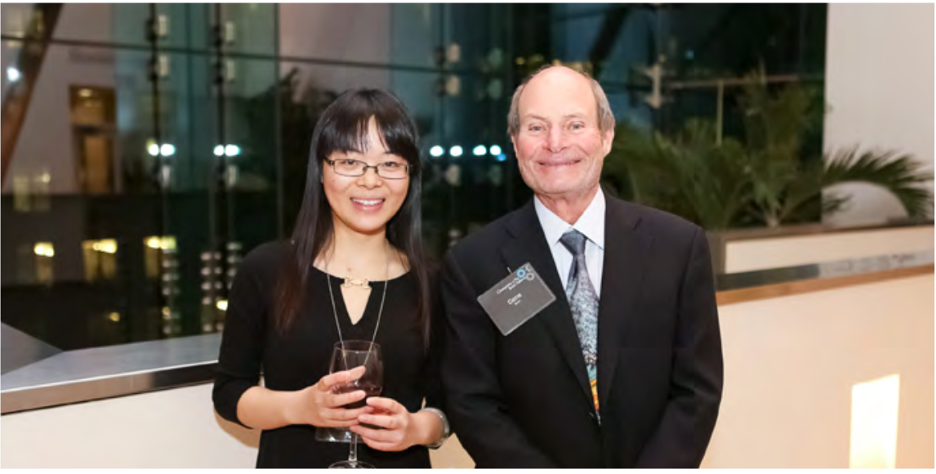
[[534, 188, 606, 250]]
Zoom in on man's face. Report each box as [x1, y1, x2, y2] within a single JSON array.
[[511, 68, 614, 202]]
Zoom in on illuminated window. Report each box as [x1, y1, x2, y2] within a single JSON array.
[[82, 239, 118, 282], [12, 176, 31, 212], [33, 242, 54, 284], [144, 236, 177, 279], [70, 85, 116, 195]]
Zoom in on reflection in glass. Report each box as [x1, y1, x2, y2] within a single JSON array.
[[82, 239, 118, 282], [144, 236, 176, 280], [0, 3, 828, 354], [32, 242, 55, 285]]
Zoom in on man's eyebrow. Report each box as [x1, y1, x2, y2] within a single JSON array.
[[521, 112, 588, 121], [521, 113, 549, 122]]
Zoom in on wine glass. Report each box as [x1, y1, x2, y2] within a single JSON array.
[[328, 340, 383, 469]]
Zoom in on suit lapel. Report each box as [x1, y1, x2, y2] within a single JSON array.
[[500, 201, 593, 407], [597, 198, 652, 409]]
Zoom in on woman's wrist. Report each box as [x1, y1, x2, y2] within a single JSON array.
[[417, 407, 450, 449], [406, 410, 437, 447], [279, 389, 301, 425]]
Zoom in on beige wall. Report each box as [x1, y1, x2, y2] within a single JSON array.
[[1, 384, 259, 468], [823, 3, 935, 225], [724, 226, 934, 273], [702, 273, 934, 468], [4, 272, 932, 468]]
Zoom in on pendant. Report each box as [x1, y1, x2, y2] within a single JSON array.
[[342, 276, 371, 290]]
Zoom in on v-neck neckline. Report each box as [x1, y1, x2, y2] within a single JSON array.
[[336, 281, 378, 326], [311, 267, 398, 328], [310, 266, 412, 329]]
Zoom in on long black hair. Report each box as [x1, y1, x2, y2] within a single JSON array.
[[275, 88, 431, 346]]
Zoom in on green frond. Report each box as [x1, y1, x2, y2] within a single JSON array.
[[602, 69, 933, 230]]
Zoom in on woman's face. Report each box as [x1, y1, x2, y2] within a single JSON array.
[[323, 117, 411, 237]]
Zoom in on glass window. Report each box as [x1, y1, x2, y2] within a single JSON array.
[[0, 3, 829, 354]]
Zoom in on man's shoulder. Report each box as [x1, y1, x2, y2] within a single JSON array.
[[607, 195, 702, 240], [447, 205, 526, 261]]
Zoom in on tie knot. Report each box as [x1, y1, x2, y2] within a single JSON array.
[[559, 229, 587, 257]]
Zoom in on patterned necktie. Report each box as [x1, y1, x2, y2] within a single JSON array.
[[559, 229, 600, 416]]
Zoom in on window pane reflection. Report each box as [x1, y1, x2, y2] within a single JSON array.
[[0, 3, 826, 352]]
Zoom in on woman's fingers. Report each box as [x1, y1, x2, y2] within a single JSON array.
[[357, 435, 400, 452], [326, 417, 367, 428], [356, 413, 398, 430], [317, 366, 366, 391], [350, 423, 399, 443], [324, 389, 366, 409], [364, 396, 403, 414], [324, 405, 372, 422]]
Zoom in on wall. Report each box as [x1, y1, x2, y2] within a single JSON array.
[[1, 384, 259, 468], [701, 274, 934, 468], [724, 225, 934, 273], [823, 3, 935, 225], [0, 381, 473, 468]]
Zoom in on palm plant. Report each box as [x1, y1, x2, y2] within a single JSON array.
[[605, 120, 752, 229], [603, 71, 933, 229]]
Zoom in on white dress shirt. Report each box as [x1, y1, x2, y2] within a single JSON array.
[[534, 189, 605, 298]]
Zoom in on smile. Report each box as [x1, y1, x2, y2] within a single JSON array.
[[539, 159, 582, 167], [351, 198, 385, 206]]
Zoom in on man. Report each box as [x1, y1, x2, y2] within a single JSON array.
[[440, 65, 723, 468]]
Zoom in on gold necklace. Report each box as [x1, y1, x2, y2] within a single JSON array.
[[325, 243, 391, 346], [341, 276, 371, 290]]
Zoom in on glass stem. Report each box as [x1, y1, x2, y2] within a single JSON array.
[[349, 432, 359, 464]]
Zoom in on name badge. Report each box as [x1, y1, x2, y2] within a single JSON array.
[[477, 263, 556, 336]]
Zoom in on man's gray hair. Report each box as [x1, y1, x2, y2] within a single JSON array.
[[507, 64, 616, 137]]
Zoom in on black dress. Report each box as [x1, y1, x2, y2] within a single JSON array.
[[213, 241, 443, 468]]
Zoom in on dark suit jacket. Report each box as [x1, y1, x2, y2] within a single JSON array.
[[440, 195, 723, 468]]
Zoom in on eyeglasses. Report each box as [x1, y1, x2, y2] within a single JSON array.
[[324, 158, 410, 180]]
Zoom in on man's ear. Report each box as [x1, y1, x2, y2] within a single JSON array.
[[602, 127, 615, 156]]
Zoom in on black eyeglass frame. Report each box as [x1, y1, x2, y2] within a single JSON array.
[[323, 158, 411, 180]]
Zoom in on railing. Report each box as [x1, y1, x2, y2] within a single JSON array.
[[2, 245, 932, 415]]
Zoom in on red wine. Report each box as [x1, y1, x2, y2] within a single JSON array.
[[335, 382, 382, 409]]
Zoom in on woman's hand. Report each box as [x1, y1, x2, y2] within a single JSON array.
[[350, 397, 442, 452], [287, 366, 373, 428]]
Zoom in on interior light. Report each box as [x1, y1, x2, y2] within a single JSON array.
[[850, 374, 900, 468]]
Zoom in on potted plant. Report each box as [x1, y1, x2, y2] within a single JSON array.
[[603, 71, 933, 231]]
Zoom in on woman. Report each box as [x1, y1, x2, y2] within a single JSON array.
[[213, 89, 448, 468]]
